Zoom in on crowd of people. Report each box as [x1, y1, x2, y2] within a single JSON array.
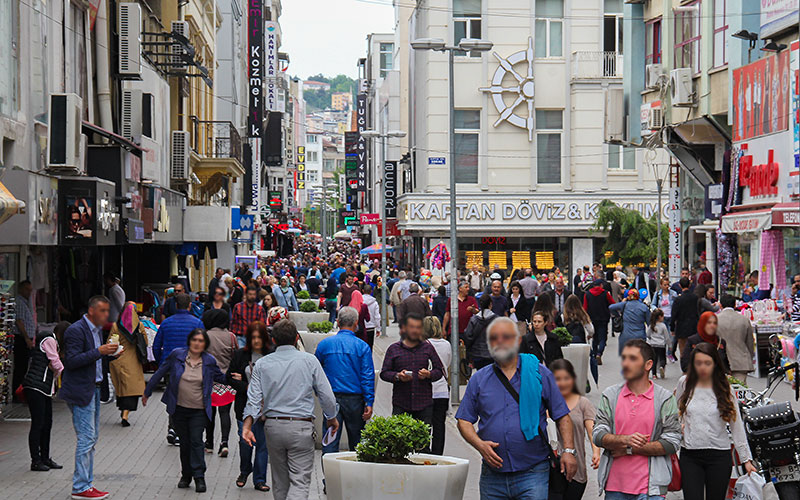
[[12, 240, 800, 500]]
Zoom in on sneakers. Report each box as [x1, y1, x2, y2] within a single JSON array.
[[31, 461, 50, 472], [596, 355, 603, 366], [178, 476, 192, 489], [204, 442, 213, 454], [195, 477, 207, 493], [659, 366, 666, 379], [44, 458, 63, 469], [218, 443, 228, 457], [167, 429, 176, 445], [71, 487, 109, 499]]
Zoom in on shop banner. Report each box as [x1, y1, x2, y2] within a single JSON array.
[[732, 51, 790, 142], [668, 187, 681, 281], [761, 0, 799, 38], [356, 93, 367, 193], [791, 41, 799, 171], [384, 160, 397, 218], [721, 209, 772, 234], [247, 0, 263, 138], [265, 21, 279, 112]]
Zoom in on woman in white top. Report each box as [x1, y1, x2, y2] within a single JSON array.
[[422, 316, 451, 456], [361, 283, 382, 341], [676, 342, 756, 500]]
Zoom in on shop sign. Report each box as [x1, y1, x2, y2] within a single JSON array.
[[377, 219, 400, 237], [360, 213, 380, 225], [732, 51, 790, 142], [739, 146, 779, 197], [773, 209, 800, 226], [265, 22, 279, 112], [482, 237, 507, 245], [704, 183, 724, 219], [355, 94, 367, 193], [792, 41, 799, 169], [761, 0, 799, 38], [384, 161, 397, 218], [428, 157, 446, 165], [721, 210, 772, 233], [247, 0, 263, 137], [296, 146, 306, 191], [125, 218, 144, 244], [668, 187, 681, 281]]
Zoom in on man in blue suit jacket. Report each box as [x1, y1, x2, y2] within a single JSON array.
[[60, 295, 118, 500]]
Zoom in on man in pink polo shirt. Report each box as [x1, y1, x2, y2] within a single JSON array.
[[593, 339, 681, 500]]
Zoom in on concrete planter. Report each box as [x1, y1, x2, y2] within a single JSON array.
[[288, 310, 329, 332], [322, 452, 469, 500], [562, 344, 591, 395]]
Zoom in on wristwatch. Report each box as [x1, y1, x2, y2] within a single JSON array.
[[563, 448, 576, 456], [626, 446, 633, 455]]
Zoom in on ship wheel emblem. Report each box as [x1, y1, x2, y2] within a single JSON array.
[[479, 37, 535, 141]]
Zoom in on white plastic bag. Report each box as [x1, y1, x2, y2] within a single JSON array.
[[732, 472, 766, 500]]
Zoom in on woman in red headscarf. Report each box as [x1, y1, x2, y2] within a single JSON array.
[[680, 311, 729, 374]]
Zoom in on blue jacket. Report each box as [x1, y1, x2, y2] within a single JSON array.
[[315, 329, 375, 405], [60, 317, 106, 407], [610, 299, 651, 339], [272, 285, 299, 311], [153, 310, 204, 364], [144, 348, 225, 420]]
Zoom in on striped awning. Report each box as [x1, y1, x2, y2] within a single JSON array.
[[0, 180, 25, 225]]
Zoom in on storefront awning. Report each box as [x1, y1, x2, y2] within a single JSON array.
[[720, 203, 799, 233], [0, 180, 26, 225]]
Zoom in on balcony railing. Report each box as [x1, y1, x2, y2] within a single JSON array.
[[189, 118, 242, 163], [572, 51, 623, 79]]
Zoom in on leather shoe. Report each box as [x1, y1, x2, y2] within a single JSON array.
[[177, 477, 192, 489], [31, 461, 50, 472], [44, 458, 63, 469], [195, 477, 207, 493]]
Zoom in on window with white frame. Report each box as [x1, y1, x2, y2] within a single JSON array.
[[674, 0, 700, 74], [0, 0, 18, 117], [536, 110, 562, 184], [308, 151, 319, 163], [306, 134, 318, 143], [713, 0, 728, 67], [453, 109, 479, 184], [379, 43, 394, 77], [307, 171, 319, 184], [604, 0, 623, 54], [323, 158, 335, 171], [67, 2, 88, 113], [453, 0, 482, 57], [535, 0, 563, 58], [607, 144, 625, 170]]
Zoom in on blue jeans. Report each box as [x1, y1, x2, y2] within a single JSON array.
[[479, 460, 549, 500], [322, 393, 366, 455], [68, 387, 101, 494], [237, 419, 268, 484], [604, 492, 664, 500], [326, 299, 338, 323]]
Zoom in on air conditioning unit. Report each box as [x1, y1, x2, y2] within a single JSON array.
[[121, 89, 143, 143], [47, 93, 84, 171], [604, 88, 625, 143], [171, 21, 189, 72], [670, 68, 694, 106], [118, 2, 142, 78], [171, 130, 190, 180], [647, 107, 664, 130], [645, 64, 663, 89]]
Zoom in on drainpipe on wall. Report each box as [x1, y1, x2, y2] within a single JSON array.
[[95, 0, 113, 130]]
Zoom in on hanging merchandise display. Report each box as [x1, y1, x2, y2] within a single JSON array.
[[425, 241, 451, 270], [0, 293, 16, 412], [716, 228, 737, 291], [759, 229, 787, 292]]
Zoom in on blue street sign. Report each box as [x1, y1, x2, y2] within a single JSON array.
[[428, 157, 446, 165]]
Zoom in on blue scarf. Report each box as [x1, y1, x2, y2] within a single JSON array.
[[518, 353, 543, 441]]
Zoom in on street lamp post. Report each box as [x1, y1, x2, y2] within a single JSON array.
[[411, 37, 493, 405], [361, 129, 407, 337]]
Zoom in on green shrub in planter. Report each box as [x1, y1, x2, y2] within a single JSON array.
[[308, 321, 334, 333], [296, 290, 311, 299], [553, 326, 572, 347], [356, 414, 431, 464], [299, 300, 320, 312]]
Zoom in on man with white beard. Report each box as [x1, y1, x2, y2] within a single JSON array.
[[456, 317, 577, 499]]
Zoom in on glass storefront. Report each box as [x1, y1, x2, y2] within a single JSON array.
[[456, 236, 571, 273], [0, 252, 19, 294]]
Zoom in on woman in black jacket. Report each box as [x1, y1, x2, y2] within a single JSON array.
[[508, 281, 532, 337], [227, 322, 273, 492], [520, 311, 563, 367]]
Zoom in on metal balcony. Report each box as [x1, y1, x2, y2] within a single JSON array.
[[189, 118, 243, 163], [572, 51, 624, 80]]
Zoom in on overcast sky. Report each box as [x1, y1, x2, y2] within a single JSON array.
[[280, 0, 395, 80]]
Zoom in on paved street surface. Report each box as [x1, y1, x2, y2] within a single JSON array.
[[1, 329, 797, 499]]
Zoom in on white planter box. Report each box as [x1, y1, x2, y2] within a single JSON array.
[[562, 344, 591, 395], [288, 310, 329, 332], [322, 452, 469, 500]]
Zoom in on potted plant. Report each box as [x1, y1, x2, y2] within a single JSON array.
[[555, 327, 592, 395], [288, 300, 328, 332], [296, 290, 311, 300], [322, 414, 469, 500]]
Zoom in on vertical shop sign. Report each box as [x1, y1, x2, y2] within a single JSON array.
[[356, 93, 367, 192], [296, 146, 306, 191], [248, 0, 264, 212], [265, 21, 279, 112], [668, 187, 682, 281], [384, 160, 397, 218]]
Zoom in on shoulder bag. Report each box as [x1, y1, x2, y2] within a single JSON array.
[[612, 301, 627, 334], [492, 365, 568, 496]]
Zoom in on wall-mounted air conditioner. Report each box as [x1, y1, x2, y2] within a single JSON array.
[[121, 89, 143, 143], [118, 2, 142, 78], [171, 21, 190, 72], [604, 88, 625, 143], [647, 107, 664, 130], [47, 93, 84, 172], [171, 130, 190, 180], [670, 68, 694, 106], [645, 64, 663, 89]]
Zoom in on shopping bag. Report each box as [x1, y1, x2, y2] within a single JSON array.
[[732, 472, 766, 500], [762, 481, 780, 500], [668, 454, 681, 491]]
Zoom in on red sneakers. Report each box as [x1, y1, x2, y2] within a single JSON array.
[[71, 487, 109, 499]]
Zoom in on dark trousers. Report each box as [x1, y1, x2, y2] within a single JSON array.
[[205, 403, 232, 448], [591, 320, 608, 357], [173, 406, 209, 479], [12, 335, 29, 401], [651, 347, 667, 375], [100, 357, 111, 402], [393, 405, 433, 453], [322, 393, 366, 455], [25, 389, 52, 463], [431, 398, 449, 455], [550, 480, 588, 500], [364, 328, 376, 350], [680, 448, 732, 500]]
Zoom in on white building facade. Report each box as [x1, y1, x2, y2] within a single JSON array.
[[400, 0, 662, 273]]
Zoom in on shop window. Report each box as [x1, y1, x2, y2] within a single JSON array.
[[453, 0, 482, 57], [645, 18, 662, 66], [0, 0, 18, 117], [713, 0, 728, 68], [536, 110, 562, 184], [535, 0, 563, 58], [674, 0, 701, 74], [453, 109, 480, 184]]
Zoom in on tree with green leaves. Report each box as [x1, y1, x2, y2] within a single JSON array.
[[590, 199, 668, 267]]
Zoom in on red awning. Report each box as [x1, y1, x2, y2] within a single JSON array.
[[721, 202, 800, 233]]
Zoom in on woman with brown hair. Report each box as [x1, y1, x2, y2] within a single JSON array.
[[109, 302, 149, 427], [676, 342, 756, 500], [562, 294, 593, 343]]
